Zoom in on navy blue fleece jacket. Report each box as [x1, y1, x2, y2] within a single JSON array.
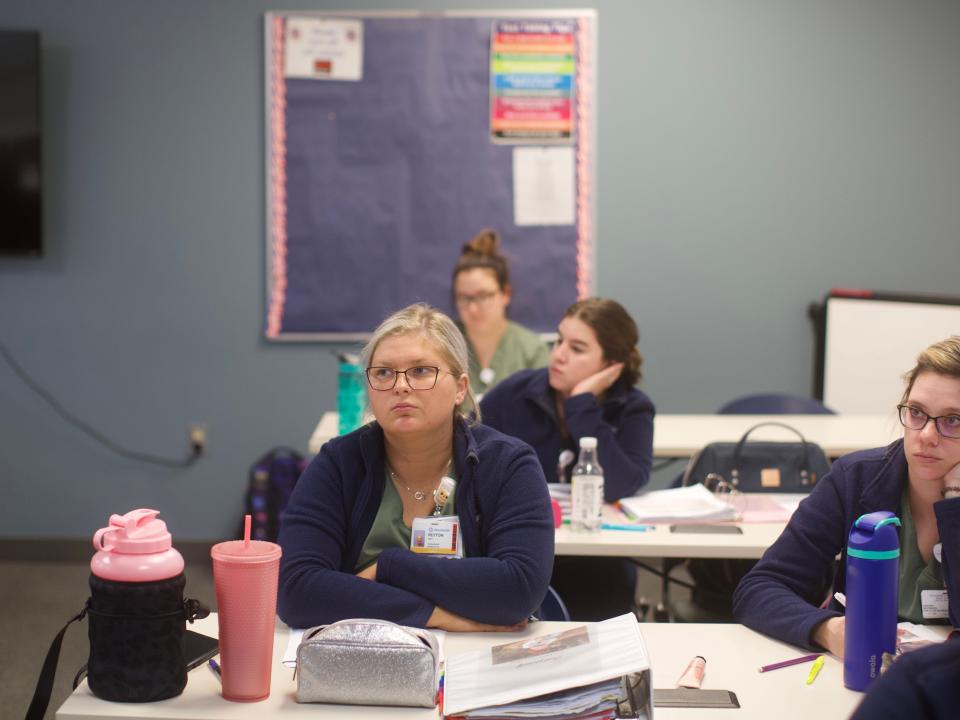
[[733, 440, 960, 650], [277, 420, 555, 629], [479, 368, 655, 502]]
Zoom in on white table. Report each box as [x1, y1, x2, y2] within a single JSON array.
[[57, 615, 869, 720], [309, 411, 900, 457], [653, 413, 900, 459], [555, 519, 786, 559]]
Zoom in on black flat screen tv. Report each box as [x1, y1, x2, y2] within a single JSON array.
[[0, 29, 42, 256]]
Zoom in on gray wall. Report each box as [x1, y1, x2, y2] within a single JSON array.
[[1, 0, 958, 540]]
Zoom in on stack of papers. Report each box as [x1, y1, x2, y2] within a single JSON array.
[[548, 483, 571, 520], [444, 613, 651, 719], [618, 484, 737, 523]]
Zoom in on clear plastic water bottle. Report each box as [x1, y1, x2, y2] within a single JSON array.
[[571, 437, 603, 532], [844, 510, 901, 692]]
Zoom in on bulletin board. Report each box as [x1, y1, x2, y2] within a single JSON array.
[[264, 10, 597, 340]]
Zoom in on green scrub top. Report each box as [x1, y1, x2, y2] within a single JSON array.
[[355, 465, 458, 572], [897, 486, 948, 624], [463, 320, 550, 400]]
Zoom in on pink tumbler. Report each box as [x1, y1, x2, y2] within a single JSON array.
[[211, 517, 282, 702]]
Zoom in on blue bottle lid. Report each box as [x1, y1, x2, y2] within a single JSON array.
[[847, 510, 901, 559]]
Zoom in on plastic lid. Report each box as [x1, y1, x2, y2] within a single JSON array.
[[92, 509, 173, 555], [211, 539, 282, 564], [579, 437, 597, 449]]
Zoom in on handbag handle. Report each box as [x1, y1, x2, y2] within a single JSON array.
[[731, 422, 814, 473]]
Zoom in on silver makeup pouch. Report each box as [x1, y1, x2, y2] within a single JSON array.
[[295, 618, 440, 707]]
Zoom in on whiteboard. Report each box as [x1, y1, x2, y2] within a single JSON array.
[[823, 296, 960, 413]]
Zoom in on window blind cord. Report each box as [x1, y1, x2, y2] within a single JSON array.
[[0, 338, 200, 468]]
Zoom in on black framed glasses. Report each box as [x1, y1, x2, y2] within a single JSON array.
[[454, 290, 499, 309], [366, 366, 446, 391], [897, 404, 960, 439]]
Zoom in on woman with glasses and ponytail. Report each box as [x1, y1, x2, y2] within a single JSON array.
[[734, 336, 960, 657], [452, 229, 550, 400], [277, 303, 554, 632]]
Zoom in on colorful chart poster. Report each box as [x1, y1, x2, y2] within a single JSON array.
[[490, 19, 576, 143]]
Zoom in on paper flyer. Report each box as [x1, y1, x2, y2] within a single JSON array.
[[284, 17, 363, 81], [490, 19, 576, 143]]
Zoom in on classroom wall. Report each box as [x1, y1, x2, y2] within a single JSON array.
[[1, 0, 958, 540]]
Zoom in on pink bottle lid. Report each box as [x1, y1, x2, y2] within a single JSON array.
[[211, 540, 282, 564], [93, 508, 174, 554], [91, 508, 184, 582]]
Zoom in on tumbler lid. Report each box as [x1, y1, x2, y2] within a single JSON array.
[[92, 508, 173, 555], [211, 540, 282, 564]]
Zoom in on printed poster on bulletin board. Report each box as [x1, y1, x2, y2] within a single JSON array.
[[489, 19, 576, 143]]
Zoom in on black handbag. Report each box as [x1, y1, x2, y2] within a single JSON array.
[[673, 422, 831, 620], [680, 422, 831, 493]]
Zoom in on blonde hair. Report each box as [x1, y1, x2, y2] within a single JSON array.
[[362, 303, 479, 422], [901, 335, 960, 403]]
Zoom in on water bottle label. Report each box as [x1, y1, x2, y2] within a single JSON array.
[[571, 475, 603, 530], [920, 589, 949, 619]]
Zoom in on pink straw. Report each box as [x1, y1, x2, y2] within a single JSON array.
[[243, 514, 251, 548]]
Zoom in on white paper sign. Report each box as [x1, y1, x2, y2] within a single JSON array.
[[284, 18, 363, 81], [513, 146, 575, 226]]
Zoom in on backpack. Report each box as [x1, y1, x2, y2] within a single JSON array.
[[243, 447, 307, 542]]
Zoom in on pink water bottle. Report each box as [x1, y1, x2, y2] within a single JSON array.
[[87, 509, 200, 702]]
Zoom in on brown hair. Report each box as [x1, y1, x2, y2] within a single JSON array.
[[451, 229, 511, 292], [901, 335, 960, 403], [564, 298, 643, 386]]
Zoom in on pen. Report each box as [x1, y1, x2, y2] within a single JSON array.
[[207, 658, 221, 683], [805, 655, 825, 685], [560, 520, 651, 532], [758, 653, 821, 673]]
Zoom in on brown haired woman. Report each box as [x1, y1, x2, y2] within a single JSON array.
[[452, 229, 550, 399], [481, 298, 656, 620]]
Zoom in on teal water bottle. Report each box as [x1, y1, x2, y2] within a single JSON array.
[[337, 362, 366, 435]]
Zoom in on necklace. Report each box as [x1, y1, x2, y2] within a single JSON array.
[[389, 459, 452, 501]]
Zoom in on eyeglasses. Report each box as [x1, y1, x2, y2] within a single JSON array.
[[366, 365, 450, 391], [897, 404, 960, 439], [454, 290, 499, 309]]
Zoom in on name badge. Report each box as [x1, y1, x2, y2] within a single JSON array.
[[921, 589, 949, 619], [410, 515, 463, 558]]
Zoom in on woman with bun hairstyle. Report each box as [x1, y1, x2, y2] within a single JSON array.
[[453, 229, 550, 399], [481, 298, 655, 620]]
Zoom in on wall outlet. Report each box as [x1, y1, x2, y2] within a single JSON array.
[[189, 424, 207, 455]]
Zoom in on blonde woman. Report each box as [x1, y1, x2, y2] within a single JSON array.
[[734, 336, 960, 655], [278, 304, 554, 631]]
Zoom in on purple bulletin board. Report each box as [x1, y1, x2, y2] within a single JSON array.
[[264, 11, 596, 340]]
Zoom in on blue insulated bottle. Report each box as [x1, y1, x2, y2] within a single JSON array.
[[843, 510, 901, 691], [337, 361, 366, 435]]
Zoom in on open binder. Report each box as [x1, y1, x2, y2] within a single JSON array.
[[443, 613, 653, 719]]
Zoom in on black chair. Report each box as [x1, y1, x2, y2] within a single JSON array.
[[717, 393, 835, 415], [534, 585, 571, 621]]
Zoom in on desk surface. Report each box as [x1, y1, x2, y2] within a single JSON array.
[[309, 411, 900, 457], [555, 519, 786, 559], [57, 615, 867, 720]]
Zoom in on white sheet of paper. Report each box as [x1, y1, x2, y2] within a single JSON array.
[[284, 18, 363, 81], [513, 146, 575, 226]]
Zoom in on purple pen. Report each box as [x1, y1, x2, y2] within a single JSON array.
[[758, 653, 821, 673]]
